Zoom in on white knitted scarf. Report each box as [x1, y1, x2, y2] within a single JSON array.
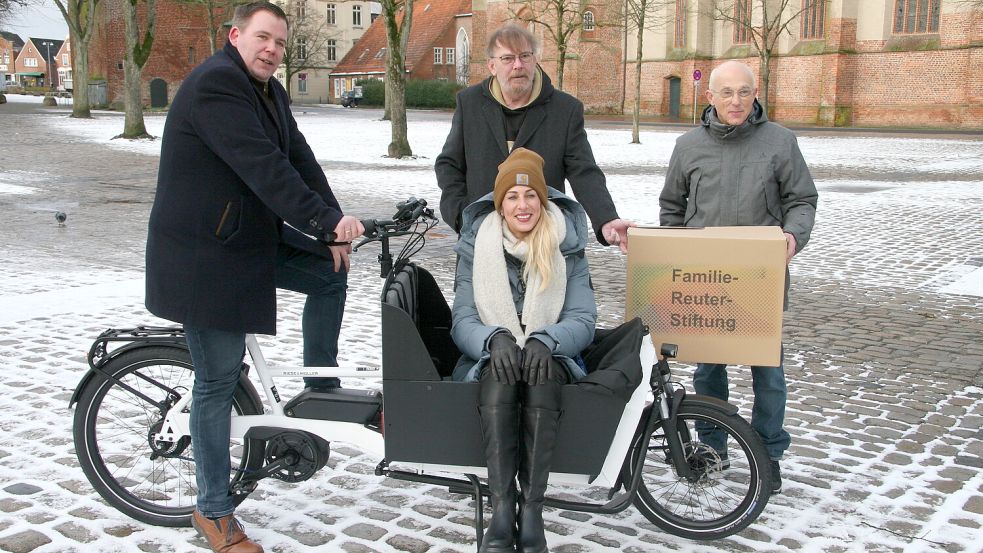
[[473, 202, 567, 347]]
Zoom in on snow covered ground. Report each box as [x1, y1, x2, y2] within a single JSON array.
[[1, 95, 982, 552]]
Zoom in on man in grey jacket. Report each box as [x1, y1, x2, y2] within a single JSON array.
[[659, 60, 818, 495], [436, 23, 632, 252]]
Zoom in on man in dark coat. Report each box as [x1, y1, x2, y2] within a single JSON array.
[[144, 3, 363, 551], [435, 23, 632, 253]]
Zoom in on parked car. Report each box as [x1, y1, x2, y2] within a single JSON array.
[[340, 91, 361, 108]]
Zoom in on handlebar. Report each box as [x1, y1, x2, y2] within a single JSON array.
[[360, 197, 431, 240], [320, 197, 433, 245]]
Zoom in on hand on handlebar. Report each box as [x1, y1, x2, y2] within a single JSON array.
[[333, 216, 365, 243], [521, 338, 554, 385], [488, 332, 522, 385]]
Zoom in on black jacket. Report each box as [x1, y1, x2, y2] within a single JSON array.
[[145, 43, 343, 334], [435, 70, 619, 243]]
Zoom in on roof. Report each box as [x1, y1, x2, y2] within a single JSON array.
[[0, 31, 25, 48], [331, 0, 469, 76], [26, 38, 66, 60]]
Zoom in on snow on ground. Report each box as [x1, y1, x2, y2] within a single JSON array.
[[1, 104, 981, 552]]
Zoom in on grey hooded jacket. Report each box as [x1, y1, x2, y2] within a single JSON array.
[[451, 188, 597, 382], [659, 100, 818, 307]]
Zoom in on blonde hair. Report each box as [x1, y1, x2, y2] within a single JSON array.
[[520, 206, 559, 292]]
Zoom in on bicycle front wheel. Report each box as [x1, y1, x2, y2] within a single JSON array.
[[626, 401, 771, 540], [72, 346, 265, 527]]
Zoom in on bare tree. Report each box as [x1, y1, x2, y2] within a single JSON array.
[[118, 0, 157, 138], [281, 0, 335, 100], [0, 0, 33, 26], [704, 0, 823, 116], [54, 0, 99, 118], [509, 0, 610, 91], [625, 0, 674, 143], [175, 0, 238, 55], [379, 0, 412, 158]]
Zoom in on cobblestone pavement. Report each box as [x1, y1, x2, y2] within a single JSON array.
[[0, 99, 981, 552]]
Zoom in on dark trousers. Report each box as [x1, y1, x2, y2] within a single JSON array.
[[187, 243, 348, 516]]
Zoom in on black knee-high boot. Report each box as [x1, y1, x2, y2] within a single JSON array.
[[517, 406, 561, 553], [478, 402, 520, 553]]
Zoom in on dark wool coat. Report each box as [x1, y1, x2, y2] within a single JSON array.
[[145, 42, 344, 335], [435, 70, 619, 243]]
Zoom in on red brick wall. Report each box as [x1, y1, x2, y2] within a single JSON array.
[[619, 9, 982, 129], [412, 19, 460, 81], [90, 0, 230, 107], [468, 9, 488, 86]]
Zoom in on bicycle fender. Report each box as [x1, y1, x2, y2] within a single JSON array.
[[69, 342, 190, 409], [680, 394, 739, 416]]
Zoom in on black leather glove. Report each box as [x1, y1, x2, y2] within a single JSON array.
[[488, 333, 522, 385], [521, 338, 553, 385]]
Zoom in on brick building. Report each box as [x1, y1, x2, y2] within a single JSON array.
[[471, 0, 982, 128], [472, 0, 626, 114], [0, 31, 25, 89], [88, 0, 229, 108], [13, 37, 64, 89], [275, 1, 381, 104], [54, 39, 73, 91], [330, 0, 472, 100], [621, 0, 983, 128]]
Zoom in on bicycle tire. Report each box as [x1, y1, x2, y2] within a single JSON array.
[[625, 401, 771, 540], [73, 346, 266, 527]]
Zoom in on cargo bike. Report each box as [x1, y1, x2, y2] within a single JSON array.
[[70, 198, 773, 549]]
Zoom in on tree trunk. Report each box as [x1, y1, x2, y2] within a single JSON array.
[[72, 44, 91, 118], [120, 0, 153, 138], [55, 0, 97, 118], [758, 51, 770, 117], [555, 47, 566, 91], [386, 72, 410, 157], [380, 0, 411, 156], [122, 55, 149, 137], [205, 0, 217, 55], [756, 0, 770, 117], [631, 3, 646, 144]]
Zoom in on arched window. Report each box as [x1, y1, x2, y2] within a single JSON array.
[[583, 10, 596, 32], [456, 27, 470, 85]]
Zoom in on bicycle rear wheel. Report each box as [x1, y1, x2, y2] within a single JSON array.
[[625, 401, 771, 540], [72, 346, 265, 527]]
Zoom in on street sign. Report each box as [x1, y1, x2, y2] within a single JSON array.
[[693, 69, 702, 81]]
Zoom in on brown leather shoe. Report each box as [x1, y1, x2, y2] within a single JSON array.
[[191, 510, 264, 553]]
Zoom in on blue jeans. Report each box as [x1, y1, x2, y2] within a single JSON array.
[[275, 243, 348, 389], [185, 325, 246, 518], [186, 244, 348, 516], [692, 348, 790, 460]]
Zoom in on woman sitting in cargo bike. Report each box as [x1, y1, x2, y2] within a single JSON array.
[[71, 165, 774, 553], [450, 147, 596, 553]]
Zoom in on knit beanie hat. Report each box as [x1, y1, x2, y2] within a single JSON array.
[[493, 147, 548, 211]]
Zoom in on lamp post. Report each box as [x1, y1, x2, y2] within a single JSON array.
[[40, 40, 53, 89]]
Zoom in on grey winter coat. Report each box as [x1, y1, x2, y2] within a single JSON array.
[[659, 100, 818, 308], [451, 189, 597, 382]]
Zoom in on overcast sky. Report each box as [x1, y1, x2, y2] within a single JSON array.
[[4, 1, 69, 41]]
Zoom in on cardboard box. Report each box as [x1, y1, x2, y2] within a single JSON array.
[[625, 226, 786, 367]]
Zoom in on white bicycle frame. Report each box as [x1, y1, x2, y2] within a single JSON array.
[[151, 333, 656, 489]]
